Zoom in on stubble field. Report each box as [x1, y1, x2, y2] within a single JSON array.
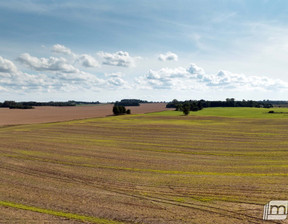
[[1, 107, 288, 223]]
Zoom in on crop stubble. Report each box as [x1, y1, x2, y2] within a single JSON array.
[[1, 108, 288, 223]]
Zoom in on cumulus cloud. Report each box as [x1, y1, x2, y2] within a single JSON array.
[[0, 56, 18, 73], [52, 44, 100, 68], [77, 54, 99, 68], [136, 67, 195, 90], [104, 72, 129, 88], [2, 43, 288, 96], [18, 53, 79, 73], [136, 63, 288, 91], [52, 44, 74, 56], [98, 51, 138, 67], [158, 52, 178, 62], [107, 76, 128, 87], [0, 47, 130, 93]]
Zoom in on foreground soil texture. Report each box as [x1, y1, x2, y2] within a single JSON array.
[[1, 107, 288, 223], [0, 103, 168, 126]]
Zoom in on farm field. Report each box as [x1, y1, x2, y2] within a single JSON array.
[[1, 107, 288, 223], [0, 103, 168, 126]]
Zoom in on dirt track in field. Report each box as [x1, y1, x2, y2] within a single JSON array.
[[0, 103, 168, 126]]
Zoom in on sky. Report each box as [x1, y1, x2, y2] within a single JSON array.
[[1, 0, 288, 102]]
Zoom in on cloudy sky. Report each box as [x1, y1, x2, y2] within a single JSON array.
[[1, 0, 288, 102]]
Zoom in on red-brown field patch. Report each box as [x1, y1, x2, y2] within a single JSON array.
[[0, 103, 168, 126]]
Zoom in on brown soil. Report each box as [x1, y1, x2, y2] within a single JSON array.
[[0, 103, 168, 126]]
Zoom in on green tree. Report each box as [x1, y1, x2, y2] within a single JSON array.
[[182, 106, 190, 116], [113, 105, 128, 115], [113, 106, 120, 115]]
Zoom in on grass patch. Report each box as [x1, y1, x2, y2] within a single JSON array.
[[150, 107, 288, 118]]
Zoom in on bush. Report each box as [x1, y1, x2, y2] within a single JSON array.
[[126, 109, 131, 114]]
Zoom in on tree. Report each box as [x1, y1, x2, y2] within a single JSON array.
[[182, 106, 190, 116], [113, 105, 127, 115], [126, 109, 131, 114], [113, 106, 120, 115]]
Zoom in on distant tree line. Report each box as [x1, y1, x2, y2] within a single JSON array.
[[0, 101, 34, 109], [259, 100, 288, 107], [166, 98, 273, 115], [21, 101, 77, 106], [0, 100, 81, 109], [114, 99, 149, 107], [68, 101, 100, 105]]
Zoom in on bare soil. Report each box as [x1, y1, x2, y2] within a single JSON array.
[[0, 103, 168, 126]]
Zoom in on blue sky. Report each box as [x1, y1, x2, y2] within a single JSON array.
[[0, 0, 288, 102]]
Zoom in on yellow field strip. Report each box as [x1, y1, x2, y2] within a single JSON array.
[[2, 153, 288, 177], [0, 201, 124, 224]]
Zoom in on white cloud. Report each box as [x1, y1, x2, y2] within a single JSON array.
[[0, 49, 130, 93], [52, 44, 100, 68], [77, 54, 99, 68], [2, 41, 288, 98], [0, 56, 17, 73], [104, 72, 129, 88], [158, 52, 178, 62], [136, 63, 288, 91], [98, 51, 138, 67], [107, 76, 128, 87], [52, 44, 74, 56], [18, 53, 79, 73], [136, 67, 197, 90]]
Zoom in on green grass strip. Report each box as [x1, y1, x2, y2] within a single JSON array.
[[0, 201, 124, 224]]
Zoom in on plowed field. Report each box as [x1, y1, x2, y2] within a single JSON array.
[[0, 103, 168, 126], [1, 108, 288, 223]]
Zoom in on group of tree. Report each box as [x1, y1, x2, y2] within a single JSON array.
[[113, 105, 131, 115], [166, 98, 273, 115], [166, 99, 205, 115]]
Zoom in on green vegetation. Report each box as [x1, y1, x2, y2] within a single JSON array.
[[0, 201, 123, 224], [151, 107, 288, 118], [0, 100, 102, 108], [114, 99, 151, 106], [0, 101, 34, 109], [182, 105, 190, 115], [166, 98, 273, 110], [113, 105, 127, 115], [114, 99, 141, 106], [167, 99, 204, 112]]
